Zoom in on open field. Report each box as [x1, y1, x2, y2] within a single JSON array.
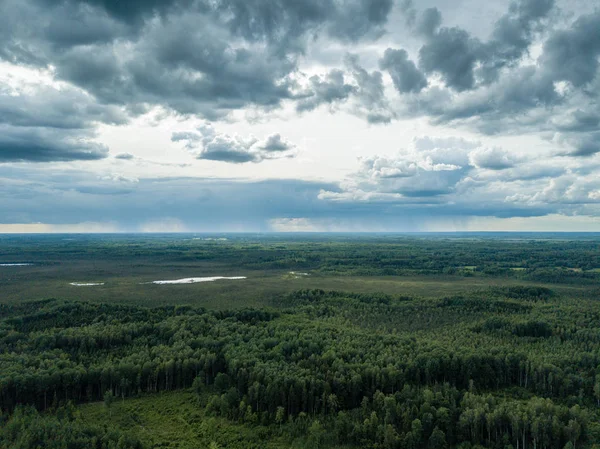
[[2, 262, 593, 309], [1, 260, 596, 310], [1, 233, 598, 308], [78, 389, 332, 449]]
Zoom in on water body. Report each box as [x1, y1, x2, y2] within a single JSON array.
[[70, 282, 105, 286], [152, 276, 246, 285]]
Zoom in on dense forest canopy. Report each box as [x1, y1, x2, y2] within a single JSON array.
[[0, 235, 599, 448]]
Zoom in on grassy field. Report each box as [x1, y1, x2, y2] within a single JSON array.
[[77, 389, 360, 449], [0, 261, 591, 309], [1, 233, 597, 308], [78, 390, 298, 449]]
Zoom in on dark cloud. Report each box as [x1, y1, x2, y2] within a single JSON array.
[[259, 134, 293, 152], [554, 110, 600, 132], [417, 0, 556, 91], [0, 1, 45, 65], [35, 0, 191, 24], [172, 125, 258, 163], [401, 65, 559, 136], [416, 7, 441, 37], [479, 0, 555, 83], [0, 83, 123, 162], [540, 11, 600, 87], [492, 0, 555, 54], [114, 153, 134, 160], [345, 54, 394, 124], [563, 133, 600, 157], [43, 3, 130, 46], [298, 55, 396, 121], [0, 86, 126, 130], [172, 125, 296, 163], [220, 0, 393, 45], [0, 126, 108, 162], [337, 3, 596, 150], [49, 16, 296, 120], [198, 139, 259, 163], [515, 0, 555, 21], [297, 70, 356, 112], [0, 0, 133, 65], [0, 0, 568, 137], [0, 1, 128, 163], [473, 66, 558, 119], [326, 0, 393, 41], [29, 0, 394, 52], [369, 0, 568, 140], [380, 48, 428, 94], [399, 0, 417, 27], [53, 46, 125, 104], [0, 0, 395, 123], [570, 143, 600, 157], [419, 27, 482, 91]]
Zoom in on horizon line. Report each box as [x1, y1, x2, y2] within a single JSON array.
[[2, 231, 600, 235]]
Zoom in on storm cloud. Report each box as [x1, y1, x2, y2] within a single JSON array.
[[416, 0, 555, 91], [379, 48, 428, 94], [0, 0, 395, 120], [0, 127, 108, 162], [0, 75, 124, 162]]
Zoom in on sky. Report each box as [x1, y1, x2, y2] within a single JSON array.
[[0, 0, 599, 232]]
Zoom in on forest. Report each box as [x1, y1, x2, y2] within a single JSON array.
[[0, 234, 599, 448]]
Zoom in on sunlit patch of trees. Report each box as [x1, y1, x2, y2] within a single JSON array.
[[0, 404, 144, 449]]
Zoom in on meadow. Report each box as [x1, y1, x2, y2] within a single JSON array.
[[1, 233, 598, 308]]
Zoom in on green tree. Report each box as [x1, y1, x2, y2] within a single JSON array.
[[429, 426, 447, 449], [384, 424, 400, 449], [275, 406, 285, 432], [308, 420, 325, 449], [104, 390, 114, 418]]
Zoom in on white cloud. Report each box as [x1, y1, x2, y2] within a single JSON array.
[[319, 136, 478, 201], [469, 147, 518, 170]]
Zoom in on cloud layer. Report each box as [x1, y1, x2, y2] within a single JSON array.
[[0, 0, 598, 230], [318, 136, 600, 220]]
